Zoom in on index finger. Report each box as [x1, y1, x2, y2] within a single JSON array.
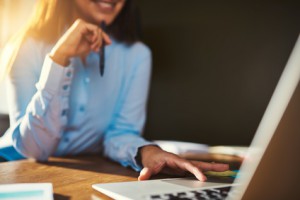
[[173, 159, 207, 181], [83, 23, 111, 45], [101, 30, 112, 45], [191, 161, 229, 172]]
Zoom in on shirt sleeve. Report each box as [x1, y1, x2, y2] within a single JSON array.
[[6, 38, 73, 161], [103, 44, 155, 171]]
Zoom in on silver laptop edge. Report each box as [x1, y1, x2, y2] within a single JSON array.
[[229, 35, 300, 200]]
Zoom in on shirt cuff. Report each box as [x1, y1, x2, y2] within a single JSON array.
[[36, 55, 73, 96]]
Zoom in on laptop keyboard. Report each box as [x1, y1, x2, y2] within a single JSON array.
[[147, 186, 231, 200]]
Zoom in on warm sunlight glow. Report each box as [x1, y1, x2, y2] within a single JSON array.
[[0, 0, 36, 113], [0, 43, 14, 78], [0, 0, 36, 48]]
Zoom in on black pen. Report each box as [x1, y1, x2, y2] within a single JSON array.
[[100, 21, 106, 76]]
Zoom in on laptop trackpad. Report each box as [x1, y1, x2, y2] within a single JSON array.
[[162, 177, 234, 188]]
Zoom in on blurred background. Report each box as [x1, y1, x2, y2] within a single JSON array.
[[139, 0, 300, 146], [0, 0, 299, 146], [0, 0, 36, 135]]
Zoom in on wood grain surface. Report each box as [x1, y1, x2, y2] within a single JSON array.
[[0, 153, 242, 200], [0, 155, 139, 200]]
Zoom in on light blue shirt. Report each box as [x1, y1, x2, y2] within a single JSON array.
[[2, 37, 153, 171]]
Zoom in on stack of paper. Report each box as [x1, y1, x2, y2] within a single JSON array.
[[154, 140, 248, 158], [154, 140, 209, 155]]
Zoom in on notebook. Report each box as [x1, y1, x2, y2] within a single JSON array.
[[92, 35, 300, 200]]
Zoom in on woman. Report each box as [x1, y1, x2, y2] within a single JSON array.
[[0, 0, 228, 181]]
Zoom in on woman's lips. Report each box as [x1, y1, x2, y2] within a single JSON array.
[[92, 0, 117, 13]]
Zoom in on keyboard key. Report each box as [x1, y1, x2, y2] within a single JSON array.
[[147, 186, 232, 200]]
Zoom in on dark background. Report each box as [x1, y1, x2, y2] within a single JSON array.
[[138, 0, 300, 145], [0, 115, 8, 136]]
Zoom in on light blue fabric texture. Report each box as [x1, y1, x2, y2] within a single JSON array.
[[0, 37, 154, 171]]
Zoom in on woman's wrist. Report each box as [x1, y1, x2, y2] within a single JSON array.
[[49, 50, 70, 67], [139, 145, 162, 165]]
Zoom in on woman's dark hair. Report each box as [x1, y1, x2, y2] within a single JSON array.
[[108, 0, 141, 44]]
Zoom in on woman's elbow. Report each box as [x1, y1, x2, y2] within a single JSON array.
[[12, 133, 50, 161]]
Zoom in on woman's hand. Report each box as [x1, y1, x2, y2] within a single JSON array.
[[138, 145, 229, 181], [50, 19, 111, 66]]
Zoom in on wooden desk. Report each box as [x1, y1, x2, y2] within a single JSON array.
[[0, 155, 138, 200], [0, 154, 242, 200]]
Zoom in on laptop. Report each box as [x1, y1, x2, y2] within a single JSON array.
[[92, 35, 300, 200]]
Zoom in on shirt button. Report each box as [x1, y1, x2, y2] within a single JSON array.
[[61, 109, 67, 116], [63, 85, 69, 90], [66, 71, 72, 77], [79, 105, 85, 112], [85, 77, 90, 83]]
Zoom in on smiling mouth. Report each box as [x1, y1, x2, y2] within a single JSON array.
[[91, 0, 118, 10]]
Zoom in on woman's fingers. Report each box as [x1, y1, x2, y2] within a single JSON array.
[[89, 29, 101, 51], [153, 154, 207, 181], [50, 18, 112, 66], [138, 167, 152, 181], [138, 162, 166, 181], [139, 165, 188, 181], [173, 159, 207, 181], [137, 146, 229, 182], [90, 29, 112, 52], [191, 161, 229, 172], [160, 166, 187, 177], [84, 22, 111, 52], [101, 31, 112, 45]]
